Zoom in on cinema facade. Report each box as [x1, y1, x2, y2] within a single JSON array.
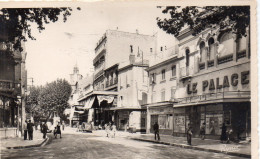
[[172, 26, 251, 140]]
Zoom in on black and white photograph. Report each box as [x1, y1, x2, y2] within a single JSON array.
[[0, 1, 257, 159]]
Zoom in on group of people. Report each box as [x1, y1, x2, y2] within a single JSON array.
[[23, 120, 63, 140], [23, 120, 34, 140], [153, 122, 232, 146], [104, 122, 117, 138]]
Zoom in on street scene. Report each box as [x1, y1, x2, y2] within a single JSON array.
[[0, 2, 254, 159]]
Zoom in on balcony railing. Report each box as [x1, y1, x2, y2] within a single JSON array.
[[237, 50, 246, 59], [207, 60, 214, 68], [199, 62, 205, 70], [179, 67, 191, 79], [217, 54, 233, 65], [176, 91, 250, 104], [0, 80, 15, 92]]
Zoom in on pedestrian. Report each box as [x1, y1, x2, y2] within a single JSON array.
[[111, 123, 117, 138], [23, 120, 28, 140], [153, 122, 160, 141], [76, 122, 80, 132], [42, 122, 48, 139], [200, 122, 206, 140], [105, 123, 111, 138], [186, 124, 193, 145], [220, 123, 227, 143], [54, 122, 62, 138], [27, 120, 34, 140]]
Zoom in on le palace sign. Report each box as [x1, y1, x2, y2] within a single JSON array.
[[187, 71, 250, 94]]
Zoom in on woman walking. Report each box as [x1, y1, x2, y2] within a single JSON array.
[[186, 124, 193, 145]]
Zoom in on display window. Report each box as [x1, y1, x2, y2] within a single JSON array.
[[205, 113, 223, 135], [173, 114, 186, 133]]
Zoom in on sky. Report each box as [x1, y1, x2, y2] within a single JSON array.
[[24, 2, 176, 86]]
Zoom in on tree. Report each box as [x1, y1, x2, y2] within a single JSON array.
[[39, 79, 72, 122], [156, 6, 250, 39], [25, 86, 42, 121], [0, 7, 80, 52]]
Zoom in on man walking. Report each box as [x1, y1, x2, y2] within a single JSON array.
[[153, 122, 160, 141], [42, 122, 48, 139], [27, 120, 34, 140], [23, 120, 28, 140], [187, 124, 193, 145]]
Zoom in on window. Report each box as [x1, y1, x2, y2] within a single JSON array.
[[171, 87, 176, 99], [199, 42, 206, 62], [161, 47, 163, 51], [130, 45, 133, 53], [185, 49, 190, 66], [218, 32, 233, 56], [161, 69, 165, 80], [237, 36, 246, 52], [150, 48, 153, 52], [150, 73, 156, 84], [208, 38, 215, 60], [171, 65, 176, 77], [161, 89, 165, 101]]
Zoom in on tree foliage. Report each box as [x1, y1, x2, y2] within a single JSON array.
[[157, 6, 250, 39], [26, 79, 72, 122], [0, 7, 79, 52]]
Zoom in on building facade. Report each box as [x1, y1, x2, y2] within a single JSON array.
[[0, 38, 27, 138], [91, 30, 156, 129], [173, 27, 250, 140], [145, 26, 250, 140], [145, 47, 181, 135]]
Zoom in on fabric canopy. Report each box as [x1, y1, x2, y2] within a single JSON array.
[[83, 97, 95, 109], [97, 95, 114, 105]]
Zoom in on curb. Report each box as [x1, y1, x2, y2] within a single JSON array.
[[131, 138, 251, 158], [6, 137, 49, 150]]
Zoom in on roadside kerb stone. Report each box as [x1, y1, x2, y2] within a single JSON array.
[[130, 138, 251, 158], [6, 137, 49, 149]]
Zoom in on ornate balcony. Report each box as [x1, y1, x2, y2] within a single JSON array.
[[217, 54, 233, 64], [237, 50, 246, 59], [199, 62, 205, 70], [0, 80, 15, 92], [207, 60, 214, 68]]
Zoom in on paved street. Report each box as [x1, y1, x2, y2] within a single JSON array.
[[1, 133, 247, 159]]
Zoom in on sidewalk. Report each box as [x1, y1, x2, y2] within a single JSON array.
[[129, 133, 251, 158], [0, 130, 48, 150]]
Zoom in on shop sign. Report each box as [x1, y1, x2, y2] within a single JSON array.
[[187, 70, 250, 94]]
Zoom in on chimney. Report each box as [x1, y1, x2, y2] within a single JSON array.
[[129, 53, 135, 64]]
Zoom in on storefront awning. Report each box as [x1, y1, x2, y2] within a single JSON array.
[[83, 97, 95, 109], [174, 98, 250, 108], [97, 95, 114, 105], [109, 107, 145, 111], [78, 90, 118, 102]]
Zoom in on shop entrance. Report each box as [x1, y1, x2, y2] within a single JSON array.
[[150, 115, 158, 133]]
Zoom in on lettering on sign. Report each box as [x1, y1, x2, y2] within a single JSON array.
[[187, 71, 249, 94]]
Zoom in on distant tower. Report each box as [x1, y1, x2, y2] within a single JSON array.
[[70, 63, 83, 85]]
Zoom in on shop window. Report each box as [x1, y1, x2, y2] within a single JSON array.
[[161, 69, 165, 80], [205, 113, 223, 135], [208, 38, 215, 60], [173, 114, 186, 133], [171, 65, 176, 77]]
